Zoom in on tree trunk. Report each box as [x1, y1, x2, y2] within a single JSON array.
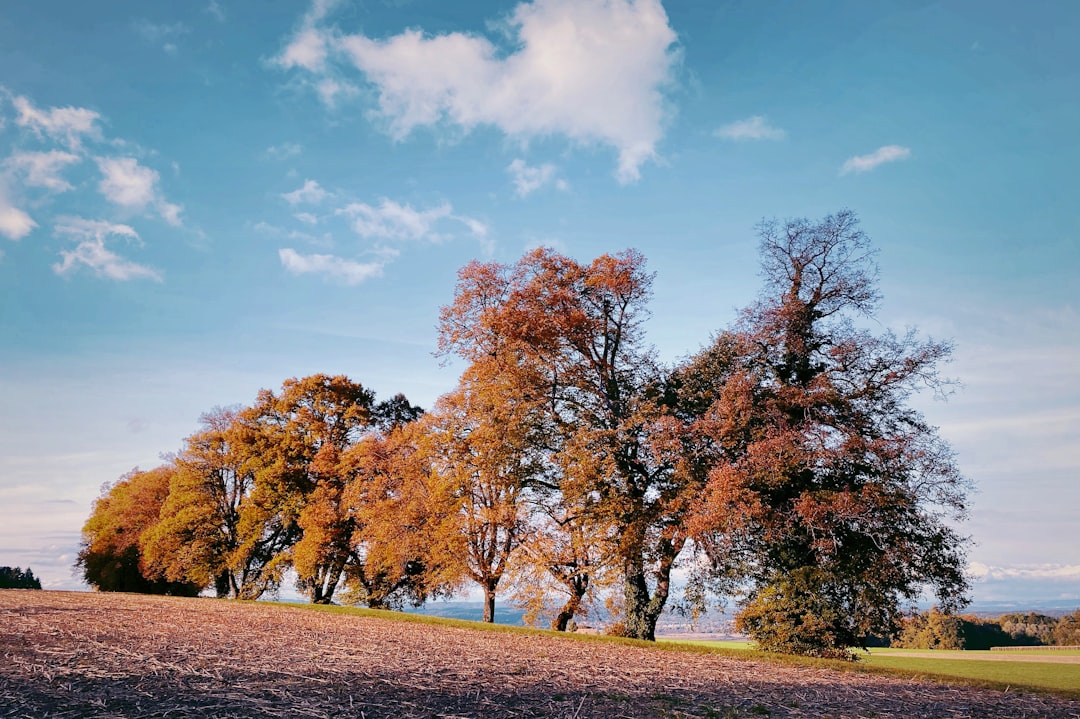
[[552, 590, 584, 632], [621, 536, 682, 641], [482, 580, 497, 623]]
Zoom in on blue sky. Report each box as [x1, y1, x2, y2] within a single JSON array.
[[0, 0, 1076, 606]]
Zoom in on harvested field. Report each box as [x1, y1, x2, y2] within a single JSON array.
[[2, 591, 1078, 719]]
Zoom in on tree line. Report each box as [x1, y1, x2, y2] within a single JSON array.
[[0, 566, 42, 589], [78, 211, 971, 658], [893, 608, 1080, 649]]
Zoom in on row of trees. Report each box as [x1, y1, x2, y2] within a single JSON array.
[[894, 608, 1080, 649], [79, 211, 972, 657], [0, 566, 42, 589]]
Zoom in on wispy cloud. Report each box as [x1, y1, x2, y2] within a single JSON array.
[[96, 157, 183, 226], [278, 248, 383, 285], [13, 96, 101, 150], [281, 179, 329, 205], [335, 198, 486, 245], [4, 150, 82, 192], [278, 0, 678, 183], [206, 0, 226, 22], [840, 145, 911, 175], [266, 142, 303, 160], [969, 563, 1080, 582], [714, 115, 785, 141], [507, 159, 565, 197], [132, 19, 189, 54], [52, 217, 162, 281]]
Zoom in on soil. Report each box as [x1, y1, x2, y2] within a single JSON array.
[[2, 590, 1078, 718]]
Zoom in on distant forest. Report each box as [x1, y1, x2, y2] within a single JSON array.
[[0, 566, 42, 590]]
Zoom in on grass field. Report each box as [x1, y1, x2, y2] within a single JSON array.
[[659, 638, 1080, 697]]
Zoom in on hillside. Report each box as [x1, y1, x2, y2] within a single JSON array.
[[2, 590, 1078, 718]]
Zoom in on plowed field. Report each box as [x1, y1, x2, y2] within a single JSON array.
[[2, 591, 1077, 718]]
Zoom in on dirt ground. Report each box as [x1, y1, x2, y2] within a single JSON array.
[[2, 590, 1078, 719]]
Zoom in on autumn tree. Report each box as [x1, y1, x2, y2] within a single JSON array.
[[336, 416, 450, 609], [78, 466, 200, 595], [246, 374, 379, 604], [439, 248, 696, 639], [686, 210, 970, 658], [419, 359, 547, 623], [141, 408, 272, 599]]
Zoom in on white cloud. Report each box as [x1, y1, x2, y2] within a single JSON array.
[[96, 157, 158, 207], [0, 198, 37, 241], [13, 96, 101, 150], [294, 212, 318, 225], [133, 19, 188, 55], [507, 158, 561, 197], [4, 150, 82, 191], [840, 145, 911, 175], [279, 247, 383, 284], [969, 563, 1080, 582], [282, 179, 329, 205], [96, 157, 182, 225], [206, 0, 226, 22], [282, 0, 677, 183], [336, 198, 453, 241], [266, 142, 303, 159], [278, 27, 332, 72], [714, 115, 785, 141], [52, 217, 162, 281]]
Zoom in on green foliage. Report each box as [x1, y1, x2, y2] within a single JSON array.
[[894, 609, 1080, 650], [0, 566, 42, 589], [735, 568, 861, 660]]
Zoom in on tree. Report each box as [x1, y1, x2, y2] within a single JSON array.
[[1053, 610, 1080, 646], [421, 366, 540, 623], [78, 466, 200, 595], [687, 211, 970, 658], [141, 408, 270, 599], [246, 374, 378, 604], [439, 248, 697, 639], [893, 607, 965, 650], [0, 566, 42, 589], [337, 418, 446, 609]]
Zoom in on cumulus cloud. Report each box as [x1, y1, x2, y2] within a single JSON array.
[[4, 150, 82, 191], [279, 247, 384, 284], [0, 198, 37, 241], [282, 179, 329, 205], [280, 0, 678, 183], [714, 115, 786, 141], [96, 157, 158, 207], [96, 157, 183, 225], [507, 158, 564, 197], [52, 217, 162, 281], [840, 145, 911, 175], [13, 96, 101, 150]]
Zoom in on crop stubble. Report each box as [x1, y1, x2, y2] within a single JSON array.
[[1, 591, 1077, 718]]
